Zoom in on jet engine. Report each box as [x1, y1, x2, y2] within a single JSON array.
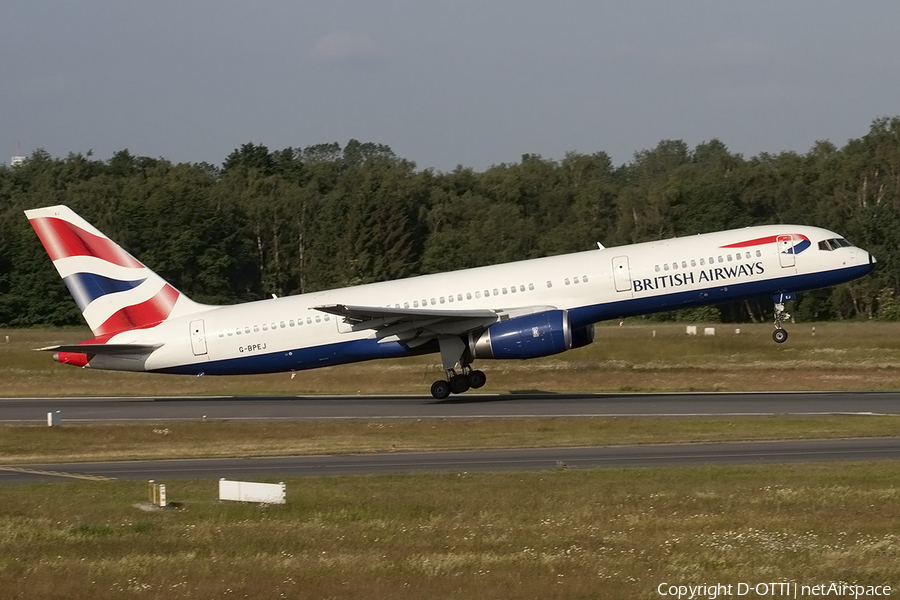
[[468, 309, 594, 360]]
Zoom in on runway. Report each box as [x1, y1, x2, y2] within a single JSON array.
[[2, 391, 900, 422], [3, 437, 900, 484]]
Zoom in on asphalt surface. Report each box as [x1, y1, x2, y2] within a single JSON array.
[[2, 391, 900, 422]]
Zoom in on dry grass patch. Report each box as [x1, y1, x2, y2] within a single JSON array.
[[2, 416, 900, 464]]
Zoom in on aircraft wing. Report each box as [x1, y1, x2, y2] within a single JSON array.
[[314, 304, 502, 348], [37, 343, 163, 355]]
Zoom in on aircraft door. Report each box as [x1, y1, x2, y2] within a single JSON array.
[[190, 319, 208, 356], [777, 235, 796, 268], [612, 256, 632, 292]]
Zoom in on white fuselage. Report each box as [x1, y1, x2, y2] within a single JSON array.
[[91, 224, 874, 375]]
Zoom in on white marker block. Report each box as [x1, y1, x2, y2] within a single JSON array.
[[704, 327, 716, 336]]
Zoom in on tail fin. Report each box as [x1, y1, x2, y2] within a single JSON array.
[[25, 205, 208, 337]]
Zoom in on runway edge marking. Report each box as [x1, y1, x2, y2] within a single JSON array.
[[0, 466, 115, 481]]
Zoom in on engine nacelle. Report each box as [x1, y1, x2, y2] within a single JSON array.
[[468, 309, 594, 360]]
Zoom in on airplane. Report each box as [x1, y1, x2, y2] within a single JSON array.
[[25, 205, 877, 399]]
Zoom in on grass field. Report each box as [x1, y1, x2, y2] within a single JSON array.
[[1, 416, 900, 464], [4, 321, 900, 396], [2, 323, 899, 598], [2, 464, 899, 599]]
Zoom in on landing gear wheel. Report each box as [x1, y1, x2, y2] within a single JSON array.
[[449, 374, 470, 394], [772, 329, 788, 344], [431, 380, 451, 400], [468, 370, 487, 389]]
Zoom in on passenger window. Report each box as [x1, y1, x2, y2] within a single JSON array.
[[664, 264, 669, 271], [236, 328, 242, 335], [493, 289, 499, 295], [413, 300, 419, 307], [573, 277, 579, 284], [520, 284, 526, 291], [262, 324, 268, 331], [325, 316, 330, 321], [448, 295, 454, 303], [466, 293, 472, 300], [227, 330, 233, 336], [672, 263, 678, 270], [727, 254, 732, 262], [681, 261, 687, 268], [690, 260, 696, 267], [502, 287, 508, 294], [431, 298, 436, 305], [218, 332, 224, 338], [546, 281, 552, 288], [280, 321, 286, 328], [307, 317, 312, 324], [288, 320, 294, 327], [440, 297, 445, 304], [457, 294, 463, 301], [475, 291, 481, 299], [253, 325, 259, 332], [529, 283, 534, 290], [510, 286, 517, 293], [700, 258, 705, 266], [315, 316, 321, 323], [756, 250, 762, 257], [717, 256, 724, 263], [655, 265, 660, 272], [245, 327, 251, 333], [564, 279, 570, 286]]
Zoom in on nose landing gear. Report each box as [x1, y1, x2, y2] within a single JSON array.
[[772, 293, 793, 344]]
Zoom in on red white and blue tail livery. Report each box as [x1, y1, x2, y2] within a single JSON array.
[[26, 205, 876, 398]]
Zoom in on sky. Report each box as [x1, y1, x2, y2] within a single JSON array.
[[2, 1, 899, 172]]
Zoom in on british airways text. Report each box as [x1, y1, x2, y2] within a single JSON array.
[[633, 262, 765, 293]]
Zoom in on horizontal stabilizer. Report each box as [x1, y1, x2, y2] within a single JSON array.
[[37, 343, 163, 355]]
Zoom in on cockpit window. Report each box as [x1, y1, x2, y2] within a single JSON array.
[[818, 238, 853, 251]]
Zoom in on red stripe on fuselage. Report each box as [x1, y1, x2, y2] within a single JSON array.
[[29, 217, 143, 268], [721, 234, 809, 249], [96, 284, 179, 336]]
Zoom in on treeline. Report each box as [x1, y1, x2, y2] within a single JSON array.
[[2, 118, 900, 328]]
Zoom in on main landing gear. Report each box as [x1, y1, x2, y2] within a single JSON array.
[[430, 336, 487, 400], [772, 294, 792, 344], [430, 368, 487, 400]]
